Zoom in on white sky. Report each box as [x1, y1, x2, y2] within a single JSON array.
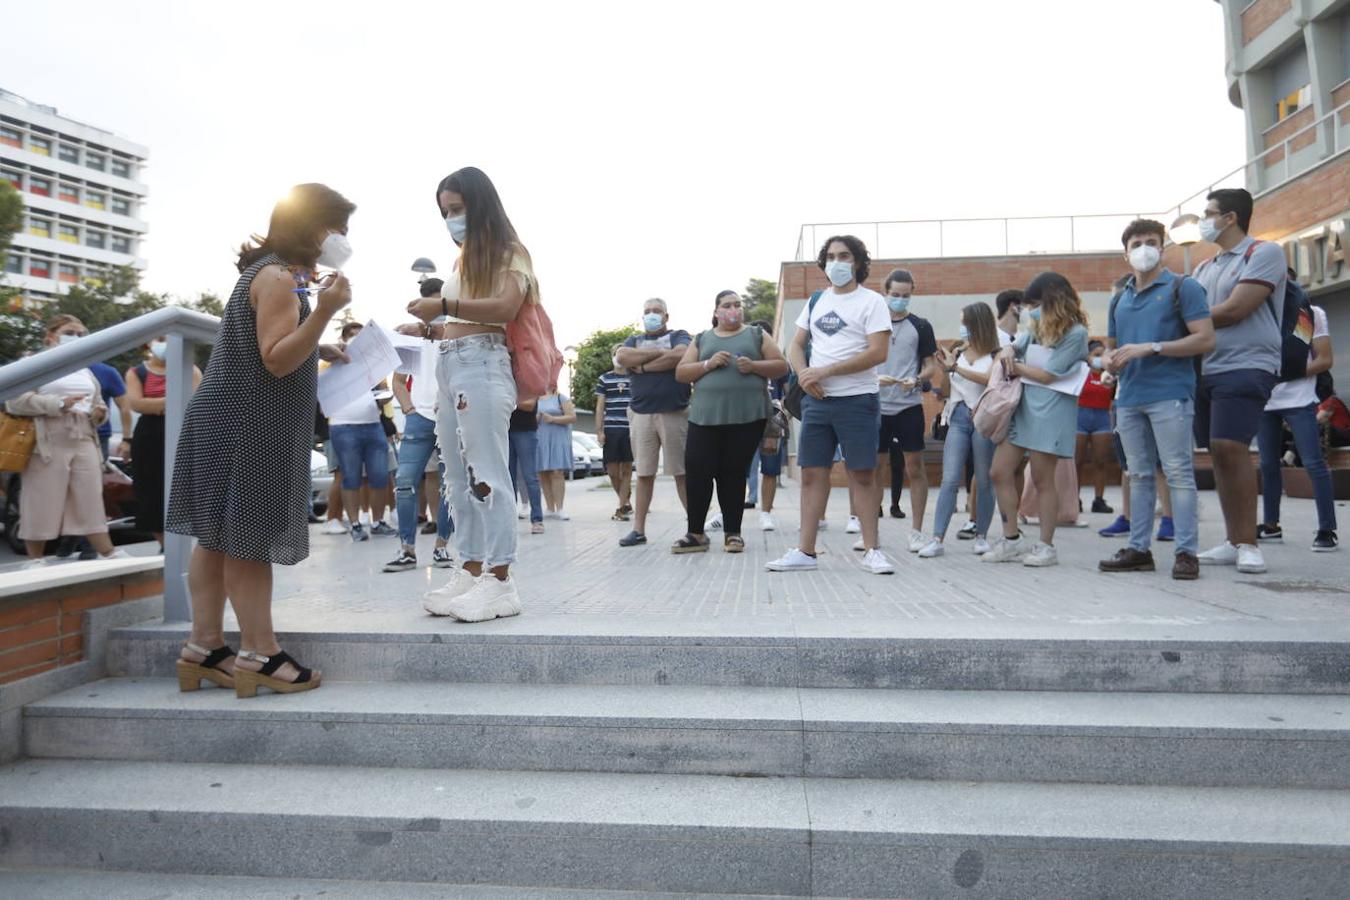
[[6, 0, 1245, 349]]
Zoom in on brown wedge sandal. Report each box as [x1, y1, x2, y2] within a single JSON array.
[[176, 643, 237, 692], [234, 649, 322, 699], [724, 535, 746, 553]]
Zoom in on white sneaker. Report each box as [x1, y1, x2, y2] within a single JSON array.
[[845, 516, 861, 534], [321, 519, 348, 535], [1198, 542, 1238, 566], [908, 531, 927, 553], [706, 513, 724, 532], [917, 539, 944, 558], [817, 519, 829, 531], [99, 549, 132, 561], [972, 537, 992, 555], [1236, 543, 1267, 574], [1022, 542, 1058, 567], [423, 568, 480, 616], [22, 557, 52, 569], [981, 536, 1027, 563], [517, 502, 528, 520], [766, 548, 818, 572], [860, 548, 895, 574], [852, 538, 866, 552], [446, 576, 522, 623], [759, 511, 775, 532]]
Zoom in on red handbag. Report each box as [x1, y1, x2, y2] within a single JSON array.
[[505, 298, 564, 399]]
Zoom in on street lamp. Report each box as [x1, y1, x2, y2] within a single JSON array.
[[410, 257, 437, 283], [1169, 214, 1201, 275]]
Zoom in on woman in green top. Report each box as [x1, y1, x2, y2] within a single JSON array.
[[673, 291, 790, 553]]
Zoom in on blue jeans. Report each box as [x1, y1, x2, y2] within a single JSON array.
[[1257, 403, 1337, 533], [435, 334, 518, 567], [746, 449, 761, 504], [1116, 399, 1198, 554], [330, 422, 391, 490], [395, 412, 453, 547], [509, 429, 544, 524], [932, 402, 994, 540]]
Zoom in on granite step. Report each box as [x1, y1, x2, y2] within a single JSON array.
[[1, 759, 1346, 898], [22, 677, 1350, 787], [105, 624, 1350, 693]]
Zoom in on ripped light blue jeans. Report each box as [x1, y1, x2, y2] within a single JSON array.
[[434, 333, 518, 568]]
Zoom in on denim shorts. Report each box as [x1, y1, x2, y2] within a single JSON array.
[[759, 437, 787, 476], [329, 422, 391, 490], [1194, 368, 1277, 447], [1077, 406, 1112, 436], [799, 392, 881, 471]]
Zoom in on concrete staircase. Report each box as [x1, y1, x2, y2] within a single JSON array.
[[2, 623, 1349, 897]]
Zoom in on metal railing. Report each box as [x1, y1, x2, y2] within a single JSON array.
[[0, 305, 220, 622]]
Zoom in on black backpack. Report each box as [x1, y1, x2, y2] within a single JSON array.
[[1196, 241, 1313, 383]]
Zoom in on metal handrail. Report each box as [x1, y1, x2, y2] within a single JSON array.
[[0, 305, 221, 623]]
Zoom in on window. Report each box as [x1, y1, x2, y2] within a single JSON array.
[[0, 125, 20, 148], [111, 196, 131, 216], [84, 190, 105, 210], [58, 183, 79, 203], [58, 224, 79, 244], [58, 143, 79, 164], [3, 254, 21, 274], [111, 158, 131, 178], [58, 263, 79, 284], [28, 218, 51, 239], [29, 258, 51, 279], [28, 176, 51, 197], [85, 151, 105, 171], [111, 235, 132, 254], [28, 136, 51, 156], [85, 230, 106, 249], [1277, 84, 1312, 121], [1, 169, 19, 189]]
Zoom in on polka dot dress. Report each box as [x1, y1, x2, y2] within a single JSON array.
[[166, 253, 318, 565]]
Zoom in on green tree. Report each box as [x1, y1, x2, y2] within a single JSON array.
[[743, 277, 778, 326], [48, 267, 169, 374], [0, 182, 21, 263], [569, 324, 640, 411], [0, 181, 39, 364]]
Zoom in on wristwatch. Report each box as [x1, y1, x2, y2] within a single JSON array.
[[1150, 342, 1163, 355]]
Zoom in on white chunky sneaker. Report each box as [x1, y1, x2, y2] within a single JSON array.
[[320, 519, 348, 535], [1022, 542, 1058, 567], [845, 516, 861, 534], [446, 576, 522, 623], [817, 519, 829, 531], [860, 548, 895, 574], [759, 511, 775, 532], [423, 568, 480, 616], [917, 539, 944, 558], [980, 536, 1027, 563], [706, 513, 724, 532], [972, 537, 992, 555], [851, 538, 866, 552], [1198, 542, 1239, 566], [908, 531, 927, 553], [765, 548, 818, 572], [1236, 543, 1267, 574]]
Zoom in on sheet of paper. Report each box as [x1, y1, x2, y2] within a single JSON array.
[[317, 319, 402, 416], [1024, 345, 1090, 397], [379, 324, 426, 375]]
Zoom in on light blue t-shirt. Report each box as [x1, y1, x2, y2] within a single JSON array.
[[1108, 269, 1211, 408]]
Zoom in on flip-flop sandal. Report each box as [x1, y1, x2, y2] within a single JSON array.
[[671, 534, 710, 554]]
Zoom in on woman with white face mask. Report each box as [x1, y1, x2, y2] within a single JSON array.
[[166, 183, 355, 698], [4, 314, 127, 568], [125, 336, 203, 548]]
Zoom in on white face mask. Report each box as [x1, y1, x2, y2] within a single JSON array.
[[150, 341, 167, 360], [825, 259, 854, 288], [316, 232, 352, 270], [57, 333, 82, 346], [1198, 215, 1224, 243], [1128, 245, 1161, 273], [612, 355, 621, 369]]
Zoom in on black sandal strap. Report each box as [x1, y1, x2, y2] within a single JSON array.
[[198, 645, 235, 671], [675, 534, 707, 549], [259, 650, 313, 684]]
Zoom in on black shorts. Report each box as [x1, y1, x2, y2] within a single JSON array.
[[878, 405, 926, 454], [602, 427, 633, 464], [1194, 369, 1277, 448]]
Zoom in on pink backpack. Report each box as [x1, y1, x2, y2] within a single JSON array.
[[506, 298, 564, 398], [972, 356, 1022, 443]]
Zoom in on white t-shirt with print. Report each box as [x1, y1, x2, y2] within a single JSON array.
[[794, 285, 892, 397], [1267, 305, 1328, 411]]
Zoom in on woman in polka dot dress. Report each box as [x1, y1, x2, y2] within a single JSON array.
[[166, 184, 355, 698]]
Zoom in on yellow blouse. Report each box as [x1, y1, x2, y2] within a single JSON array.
[[439, 251, 536, 326]]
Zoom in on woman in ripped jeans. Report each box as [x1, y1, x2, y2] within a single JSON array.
[[407, 166, 538, 623]]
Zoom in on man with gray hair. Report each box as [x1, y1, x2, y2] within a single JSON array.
[[615, 298, 692, 546]]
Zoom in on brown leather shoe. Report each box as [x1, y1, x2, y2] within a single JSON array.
[[1098, 547, 1156, 572], [1172, 551, 1199, 581]]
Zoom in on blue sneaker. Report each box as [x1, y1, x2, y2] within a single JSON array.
[[1156, 516, 1175, 542], [1099, 515, 1130, 538]]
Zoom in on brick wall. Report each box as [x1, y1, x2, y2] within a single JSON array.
[[1261, 107, 1315, 168], [1250, 152, 1350, 241], [1333, 81, 1350, 125], [1241, 0, 1290, 45], [0, 574, 162, 684]]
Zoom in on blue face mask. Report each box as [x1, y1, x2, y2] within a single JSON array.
[[957, 326, 970, 341], [887, 296, 910, 314], [445, 214, 467, 244], [642, 312, 664, 332], [1030, 308, 1042, 321]]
